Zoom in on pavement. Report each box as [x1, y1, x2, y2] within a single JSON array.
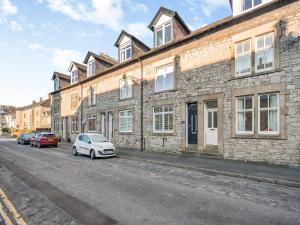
[[0, 138, 300, 225], [57, 141, 300, 188]]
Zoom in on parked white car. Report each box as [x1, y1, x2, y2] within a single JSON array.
[[72, 133, 115, 159]]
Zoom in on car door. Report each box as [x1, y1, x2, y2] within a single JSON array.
[[81, 135, 91, 155], [77, 135, 85, 154]]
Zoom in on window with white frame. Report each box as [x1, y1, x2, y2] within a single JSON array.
[[155, 20, 172, 47], [258, 93, 279, 134], [236, 96, 253, 134], [71, 92, 78, 110], [87, 114, 96, 132], [88, 60, 96, 76], [120, 41, 132, 62], [235, 39, 251, 76], [120, 77, 133, 99], [119, 110, 132, 132], [53, 99, 59, 113], [87, 86, 96, 106], [256, 33, 274, 72], [71, 116, 79, 133], [153, 105, 173, 133], [71, 70, 79, 84], [155, 64, 174, 92], [241, 0, 263, 12], [54, 77, 59, 91]]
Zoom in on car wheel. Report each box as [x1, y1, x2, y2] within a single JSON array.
[[30, 142, 34, 147], [38, 142, 42, 148], [72, 147, 78, 156], [90, 150, 95, 160], [54, 144, 58, 148], [17, 140, 20, 144], [22, 140, 25, 145]]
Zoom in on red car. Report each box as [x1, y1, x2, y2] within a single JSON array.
[[31, 133, 58, 148]]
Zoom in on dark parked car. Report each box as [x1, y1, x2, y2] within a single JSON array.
[[17, 133, 35, 145], [31, 133, 58, 148]]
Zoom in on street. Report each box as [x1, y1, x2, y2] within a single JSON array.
[[0, 138, 299, 225]]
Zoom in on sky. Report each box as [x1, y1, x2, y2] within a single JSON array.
[[0, 0, 231, 107]]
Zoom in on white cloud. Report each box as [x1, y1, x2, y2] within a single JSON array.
[[52, 48, 81, 68], [44, 0, 123, 31], [0, 0, 18, 15], [133, 3, 148, 13], [28, 42, 82, 69], [127, 22, 151, 39], [10, 20, 22, 31]]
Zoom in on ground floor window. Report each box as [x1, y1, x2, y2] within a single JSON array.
[[71, 116, 79, 133], [153, 105, 173, 133], [258, 93, 279, 134], [236, 96, 253, 134], [119, 110, 132, 132], [87, 114, 96, 132], [54, 118, 60, 133]]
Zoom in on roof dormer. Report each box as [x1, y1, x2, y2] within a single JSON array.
[[115, 30, 150, 63], [68, 61, 87, 84], [230, 0, 274, 16], [51, 72, 70, 91], [148, 7, 190, 48], [83, 51, 117, 76]]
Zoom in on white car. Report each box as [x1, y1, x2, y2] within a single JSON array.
[[72, 133, 115, 159]]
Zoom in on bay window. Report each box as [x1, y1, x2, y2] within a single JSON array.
[[256, 33, 274, 72], [120, 78, 133, 99], [155, 64, 174, 92], [119, 110, 132, 132], [235, 39, 251, 76], [155, 21, 172, 47], [236, 96, 253, 134], [153, 105, 173, 133], [258, 93, 279, 134]]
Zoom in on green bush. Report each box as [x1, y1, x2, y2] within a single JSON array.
[[1, 127, 10, 133]]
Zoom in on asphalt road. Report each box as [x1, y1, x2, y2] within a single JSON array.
[[0, 139, 299, 225]]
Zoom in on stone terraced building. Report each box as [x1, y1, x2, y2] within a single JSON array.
[[50, 0, 300, 166]]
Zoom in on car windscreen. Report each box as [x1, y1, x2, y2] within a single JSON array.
[[23, 133, 34, 138], [89, 135, 108, 143]]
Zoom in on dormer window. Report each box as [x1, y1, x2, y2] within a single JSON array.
[[71, 70, 78, 84], [88, 60, 96, 76], [242, 0, 262, 11], [155, 20, 172, 47], [54, 77, 59, 91], [120, 41, 132, 62]]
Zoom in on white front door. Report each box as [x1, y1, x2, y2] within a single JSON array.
[[205, 103, 218, 146], [108, 112, 113, 141]]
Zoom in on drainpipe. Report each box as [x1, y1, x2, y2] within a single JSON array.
[[139, 57, 144, 151], [80, 82, 83, 132]]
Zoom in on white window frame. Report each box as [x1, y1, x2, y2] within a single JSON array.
[[120, 41, 132, 63], [255, 32, 275, 73], [258, 93, 279, 135], [71, 116, 79, 133], [71, 70, 79, 84], [241, 0, 264, 13], [153, 105, 174, 133], [119, 110, 133, 133], [155, 20, 173, 47], [236, 96, 254, 135], [87, 114, 96, 132], [87, 85, 96, 106], [235, 39, 252, 77], [120, 77, 133, 99], [155, 64, 174, 92], [88, 60, 96, 76]]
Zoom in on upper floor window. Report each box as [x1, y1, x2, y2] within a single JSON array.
[[235, 39, 251, 76], [87, 86, 96, 106], [242, 0, 262, 12], [155, 20, 172, 47], [120, 78, 133, 99], [255, 33, 274, 73], [71, 92, 78, 110], [155, 64, 174, 92], [258, 93, 279, 135], [88, 61, 96, 76], [53, 99, 59, 113], [120, 41, 132, 62], [54, 77, 59, 91], [71, 70, 79, 84]]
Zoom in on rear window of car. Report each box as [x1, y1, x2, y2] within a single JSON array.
[[42, 134, 56, 137], [23, 133, 35, 138]]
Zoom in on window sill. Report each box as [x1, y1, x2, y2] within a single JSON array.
[[228, 68, 282, 81], [232, 134, 286, 140], [119, 97, 134, 102], [119, 131, 133, 135], [154, 89, 177, 95]]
